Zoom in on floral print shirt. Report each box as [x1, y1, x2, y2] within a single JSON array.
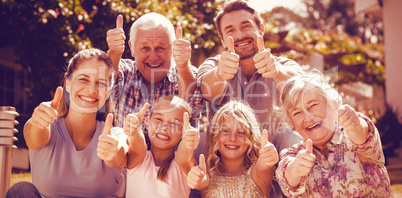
[[276, 115, 392, 197]]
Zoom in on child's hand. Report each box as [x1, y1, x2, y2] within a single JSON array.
[[338, 104, 368, 144], [181, 112, 199, 151], [97, 113, 119, 161], [30, 87, 63, 129], [123, 103, 149, 136], [259, 129, 279, 167], [288, 139, 315, 178], [187, 154, 207, 189]]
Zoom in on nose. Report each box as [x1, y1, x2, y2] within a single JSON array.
[[229, 132, 236, 141], [148, 49, 160, 62], [86, 81, 97, 93]]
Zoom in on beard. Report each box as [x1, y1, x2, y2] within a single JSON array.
[[234, 37, 259, 60]]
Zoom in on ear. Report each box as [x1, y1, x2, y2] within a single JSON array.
[[221, 36, 227, 49], [330, 99, 339, 117], [145, 116, 150, 131], [65, 79, 71, 94], [128, 40, 135, 57], [259, 23, 265, 36]]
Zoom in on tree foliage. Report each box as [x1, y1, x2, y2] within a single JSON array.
[[0, 0, 218, 114]]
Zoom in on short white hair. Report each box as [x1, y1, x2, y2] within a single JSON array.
[[129, 12, 175, 47], [279, 70, 342, 130]]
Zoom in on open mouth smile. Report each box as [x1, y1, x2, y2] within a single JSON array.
[[156, 133, 170, 140], [79, 95, 97, 103], [146, 63, 162, 68], [225, 145, 240, 149], [307, 121, 322, 130]]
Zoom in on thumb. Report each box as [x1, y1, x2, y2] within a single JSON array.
[[176, 26, 182, 40], [257, 35, 265, 53], [226, 36, 235, 53], [135, 103, 149, 122], [199, 154, 206, 173], [51, 86, 63, 109], [182, 112, 190, 138], [305, 139, 313, 154], [261, 129, 268, 147], [116, 14, 123, 29], [103, 113, 113, 135]]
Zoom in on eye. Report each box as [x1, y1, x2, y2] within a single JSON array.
[[141, 47, 150, 52], [79, 78, 89, 82], [221, 130, 229, 134], [292, 111, 300, 117], [170, 122, 179, 126], [238, 131, 246, 135], [97, 81, 108, 87], [156, 47, 165, 52]]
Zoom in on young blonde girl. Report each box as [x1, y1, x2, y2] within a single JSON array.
[[187, 100, 278, 197], [276, 71, 392, 197], [7, 48, 122, 197], [117, 95, 199, 198]]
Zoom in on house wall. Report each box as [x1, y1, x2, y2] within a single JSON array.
[[383, 0, 402, 120]]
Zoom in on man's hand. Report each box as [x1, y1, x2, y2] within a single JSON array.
[[254, 35, 278, 78], [173, 26, 192, 69], [106, 15, 125, 57], [215, 36, 239, 81]]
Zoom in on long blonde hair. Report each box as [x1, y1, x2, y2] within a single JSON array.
[[206, 100, 261, 175], [57, 48, 114, 120]]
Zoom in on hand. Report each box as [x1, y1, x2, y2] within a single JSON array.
[[123, 103, 149, 136], [338, 104, 364, 135], [187, 154, 207, 189], [216, 36, 239, 81], [181, 112, 199, 151], [97, 113, 119, 161], [106, 15, 125, 57], [254, 35, 278, 78], [30, 87, 63, 129], [259, 129, 279, 167], [289, 139, 315, 177], [173, 26, 192, 69]]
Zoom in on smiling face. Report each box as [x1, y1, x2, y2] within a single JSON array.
[[130, 26, 172, 84], [289, 88, 337, 147], [218, 113, 250, 162], [146, 98, 187, 151], [220, 10, 264, 60], [66, 58, 110, 114]]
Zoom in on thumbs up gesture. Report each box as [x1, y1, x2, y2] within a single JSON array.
[[253, 35, 278, 78], [97, 113, 119, 162], [215, 36, 240, 81], [337, 104, 368, 144], [181, 112, 200, 151], [258, 130, 279, 167], [288, 139, 316, 178], [30, 87, 63, 129], [173, 26, 192, 69], [124, 103, 149, 136], [187, 154, 208, 189], [106, 14, 125, 57]]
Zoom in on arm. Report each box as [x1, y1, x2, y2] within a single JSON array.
[[106, 15, 125, 81], [276, 140, 315, 197], [199, 36, 239, 102], [125, 104, 149, 169], [252, 130, 278, 196], [173, 27, 197, 101], [24, 87, 63, 150], [176, 112, 198, 174]]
